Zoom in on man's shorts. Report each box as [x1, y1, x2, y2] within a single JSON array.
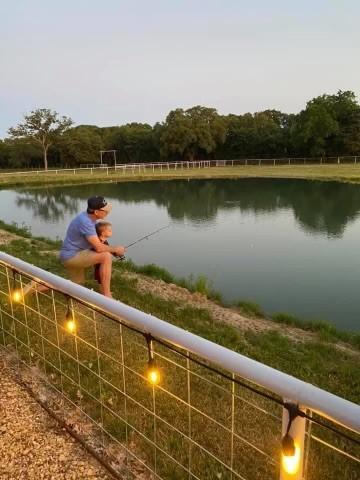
[[62, 250, 98, 284]]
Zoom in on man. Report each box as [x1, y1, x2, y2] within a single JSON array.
[[59, 196, 125, 297]]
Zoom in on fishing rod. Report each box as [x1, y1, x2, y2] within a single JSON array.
[[126, 224, 171, 249], [114, 224, 171, 261]]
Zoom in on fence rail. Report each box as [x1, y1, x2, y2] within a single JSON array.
[[0, 252, 359, 480], [1, 156, 359, 178]]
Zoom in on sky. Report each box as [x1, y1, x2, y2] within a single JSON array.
[[0, 0, 359, 137]]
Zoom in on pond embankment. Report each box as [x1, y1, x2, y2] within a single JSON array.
[[0, 223, 359, 404]]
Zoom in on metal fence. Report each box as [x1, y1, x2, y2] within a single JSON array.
[[1, 156, 359, 178], [0, 252, 359, 480]]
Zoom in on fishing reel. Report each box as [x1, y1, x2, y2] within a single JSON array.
[[113, 254, 126, 262]]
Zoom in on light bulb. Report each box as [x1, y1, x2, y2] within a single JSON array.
[[282, 441, 301, 475], [146, 359, 161, 385], [12, 289, 23, 303], [65, 318, 76, 333], [65, 308, 76, 333]]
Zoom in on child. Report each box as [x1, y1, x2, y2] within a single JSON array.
[[94, 221, 112, 284], [94, 221, 124, 284]]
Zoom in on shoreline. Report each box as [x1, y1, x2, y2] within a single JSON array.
[[1, 164, 360, 190]]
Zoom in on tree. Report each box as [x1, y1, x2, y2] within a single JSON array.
[[60, 125, 103, 167], [160, 106, 226, 161], [290, 91, 360, 156], [109, 123, 159, 163], [8, 108, 73, 170]]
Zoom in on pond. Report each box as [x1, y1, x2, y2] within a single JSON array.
[[0, 178, 359, 332]]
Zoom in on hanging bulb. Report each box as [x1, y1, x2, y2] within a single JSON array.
[[146, 358, 161, 385], [281, 434, 300, 475], [282, 433, 295, 456], [12, 289, 23, 303], [65, 308, 76, 334]]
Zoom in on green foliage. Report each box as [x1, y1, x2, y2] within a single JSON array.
[[117, 260, 222, 302], [160, 106, 226, 161], [7, 109, 73, 170], [272, 312, 360, 349], [2, 91, 360, 170], [291, 90, 360, 156], [0, 219, 32, 237], [59, 126, 103, 166], [236, 300, 265, 318]]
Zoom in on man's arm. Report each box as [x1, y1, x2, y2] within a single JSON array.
[[86, 236, 125, 256]]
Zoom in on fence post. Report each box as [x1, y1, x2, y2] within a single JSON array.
[[280, 403, 306, 480], [338, 157, 340, 164], [355, 156, 357, 164]]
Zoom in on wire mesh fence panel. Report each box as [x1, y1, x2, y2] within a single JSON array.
[[0, 259, 359, 480]]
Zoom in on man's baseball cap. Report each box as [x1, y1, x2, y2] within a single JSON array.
[[87, 196, 112, 213]]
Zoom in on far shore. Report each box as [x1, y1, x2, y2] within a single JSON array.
[[1, 164, 360, 189]]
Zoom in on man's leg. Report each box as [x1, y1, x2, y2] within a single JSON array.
[[64, 251, 113, 298]]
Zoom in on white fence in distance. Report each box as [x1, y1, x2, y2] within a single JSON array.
[[1, 156, 359, 178]]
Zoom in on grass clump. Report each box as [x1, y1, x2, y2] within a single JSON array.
[[0, 219, 32, 238], [117, 259, 223, 302], [272, 312, 360, 349], [236, 300, 265, 318], [0, 219, 62, 250]]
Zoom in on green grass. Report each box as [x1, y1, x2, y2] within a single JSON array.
[[117, 259, 223, 302], [272, 312, 360, 349], [2, 164, 360, 190], [236, 300, 265, 318]]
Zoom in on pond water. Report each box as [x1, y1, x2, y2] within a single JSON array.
[[0, 178, 359, 332]]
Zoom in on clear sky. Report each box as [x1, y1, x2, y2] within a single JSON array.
[[1, 0, 359, 137]]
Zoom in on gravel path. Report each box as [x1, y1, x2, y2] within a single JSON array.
[[0, 358, 114, 480]]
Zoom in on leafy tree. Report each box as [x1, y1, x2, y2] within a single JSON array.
[[60, 125, 103, 167], [160, 106, 226, 161], [0, 140, 10, 168], [8, 109, 73, 170], [109, 123, 159, 163], [290, 90, 360, 156]]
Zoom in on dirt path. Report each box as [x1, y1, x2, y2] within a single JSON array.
[[0, 357, 114, 480], [0, 228, 21, 245]]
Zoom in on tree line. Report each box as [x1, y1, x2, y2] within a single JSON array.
[[1, 90, 359, 170]]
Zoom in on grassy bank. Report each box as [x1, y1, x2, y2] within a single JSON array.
[[115, 259, 360, 350], [0, 224, 359, 479], [2, 164, 360, 189], [0, 222, 358, 401]]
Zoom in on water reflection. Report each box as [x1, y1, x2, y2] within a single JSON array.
[[16, 179, 360, 237], [16, 190, 80, 222]]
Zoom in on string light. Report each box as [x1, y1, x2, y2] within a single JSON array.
[[65, 299, 76, 334], [11, 270, 23, 303], [281, 403, 302, 476], [146, 358, 161, 385], [12, 289, 23, 303], [282, 439, 301, 475], [145, 334, 161, 385]]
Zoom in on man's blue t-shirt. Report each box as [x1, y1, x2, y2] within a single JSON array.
[[60, 212, 97, 261]]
